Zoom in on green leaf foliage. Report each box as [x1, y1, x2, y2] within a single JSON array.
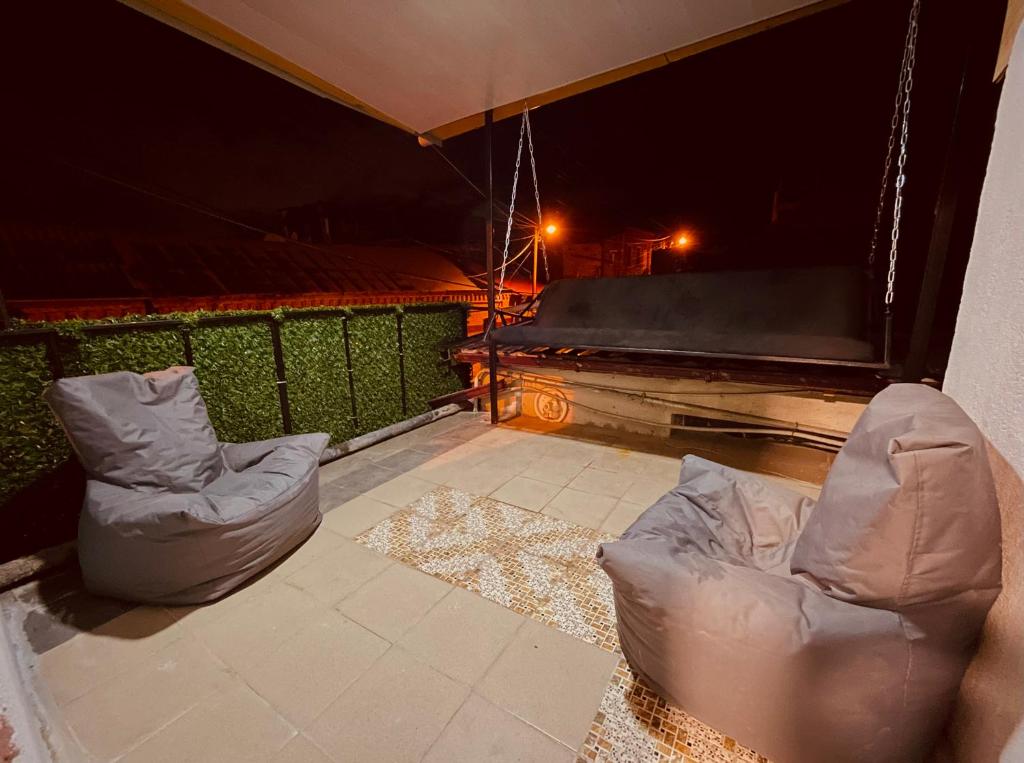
[[78, 330, 186, 375], [402, 309, 466, 414], [348, 311, 405, 432], [0, 303, 466, 518], [280, 317, 355, 443], [0, 344, 69, 504], [190, 321, 284, 443]]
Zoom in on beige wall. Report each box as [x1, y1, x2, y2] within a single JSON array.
[[944, 21, 1024, 763]]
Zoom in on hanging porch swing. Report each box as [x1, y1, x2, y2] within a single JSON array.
[[488, 0, 922, 371]]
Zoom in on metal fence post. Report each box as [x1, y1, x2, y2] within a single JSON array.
[[267, 318, 293, 434], [341, 316, 359, 430], [43, 331, 65, 380], [180, 325, 195, 366], [396, 311, 408, 416]]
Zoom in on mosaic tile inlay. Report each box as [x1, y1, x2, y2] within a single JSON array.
[[355, 485, 768, 763], [356, 486, 620, 651]]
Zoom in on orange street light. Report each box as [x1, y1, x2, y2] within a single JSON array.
[[675, 234, 690, 247], [533, 221, 559, 296]]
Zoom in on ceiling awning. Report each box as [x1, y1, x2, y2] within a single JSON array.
[[122, 0, 844, 141]]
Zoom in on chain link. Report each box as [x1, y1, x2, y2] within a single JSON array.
[[869, 0, 916, 267], [524, 107, 550, 281], [869, 0, 919, 309], [885, 0, 919, 306]]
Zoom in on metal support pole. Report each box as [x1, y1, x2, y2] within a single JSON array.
[[485, 108, 499, 424]]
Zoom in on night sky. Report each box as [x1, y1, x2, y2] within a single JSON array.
[[2, 0, 923, 256]]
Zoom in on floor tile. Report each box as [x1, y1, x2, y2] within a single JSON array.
[[306, 647, 469, 762], [588, 448, 641, 473], [321, 494, 400, 538], [490, 475, 562, 512], [374, 448, 435, 473], [266, 526, 347, 580], [335, 563, 451, 641], [443, 460, 521, 496], [600, 499, 647, 536], [543, 488, 618, 530], [410, 434, 464, 455], [477, 620, 619, 749], [241, 609, 389, 727], [423, 693, 574, 762], [538, 438, 602, 466], [397, 587, 525, 685], [271, 733, 334, 763], [284, 537, 392, 605], [119, 683, 294, 763], [318, 482, 365, 512], [61, 636, 235, 760], [566, 467, 635, 499], [410, 443, 493, 483], [38, 606, 183, 706], [337, 462, 400, 494], [633, 453, 683, 480], [519, 456, 587, 487], [620, 474, 677, 507], [318, 454, 373, 486], [365, 472, 437, 507], [21, 588, 134, 655], [189, 583, 320, 673]]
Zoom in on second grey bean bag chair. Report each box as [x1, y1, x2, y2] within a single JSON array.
[[597, 384, 1001, 763], [45, 366, 329, 605]]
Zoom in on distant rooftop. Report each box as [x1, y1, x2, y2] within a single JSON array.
[[0, 224, 484, 321]]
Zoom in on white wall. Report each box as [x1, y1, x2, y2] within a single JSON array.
[[943, 21, 1024, 763]]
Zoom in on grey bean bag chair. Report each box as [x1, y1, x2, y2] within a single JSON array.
[[597, 384, 1001, 763], [45, 366, 329, 605]]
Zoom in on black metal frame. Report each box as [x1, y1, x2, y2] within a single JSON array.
[[0, 302, 467, 439]]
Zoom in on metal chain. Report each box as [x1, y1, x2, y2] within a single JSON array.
[[523, 106, 550, 281], [496, 112, 527, 296], [868, 0, 917, 267], [884, 0, 919, 306], [868, 0, 919, 311]]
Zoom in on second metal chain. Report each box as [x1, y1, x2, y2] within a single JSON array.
[[524, 107, 550, 282], [869, 0, 920, 309]]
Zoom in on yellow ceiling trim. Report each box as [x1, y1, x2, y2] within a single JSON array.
[[425, 0, 847, 142], [119, 0, 418, 135], [996, 0, 1024, 78]]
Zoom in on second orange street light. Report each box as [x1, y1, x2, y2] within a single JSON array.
[[534, 221, 558, 295]]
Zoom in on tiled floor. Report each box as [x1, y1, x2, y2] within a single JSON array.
[[2, 412, 822, 762]]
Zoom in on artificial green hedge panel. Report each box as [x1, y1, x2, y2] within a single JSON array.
[[280, 317, 355, 443], [0, 344, 68, 504], [190, 322, 284, 443], [0, 302, 466, 519], [78, 330, 186, 375], [402, 310, 465, 414], [347, 312, 405, 432]]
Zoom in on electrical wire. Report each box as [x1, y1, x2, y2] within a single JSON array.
[[510, 382, 843, 451], [503, 370, 847, 442], [505, 368, 816, 397], [52, 156, 533, 295], [428, 145, 535, 227]]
